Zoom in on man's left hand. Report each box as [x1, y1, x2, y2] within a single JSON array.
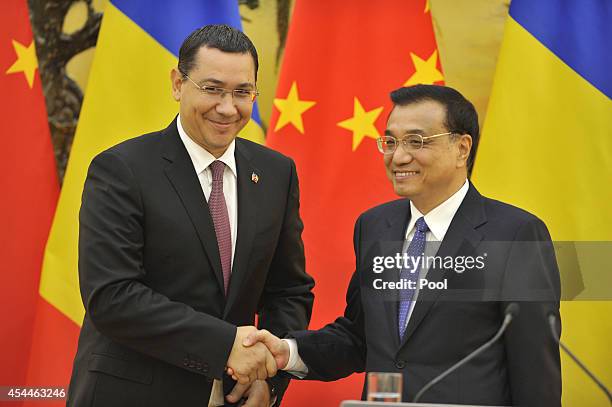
[[226, 380, 271, 407]]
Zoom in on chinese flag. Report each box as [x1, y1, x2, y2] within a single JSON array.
[[266, 0, 443, 405], [0, 0, 59, 392]]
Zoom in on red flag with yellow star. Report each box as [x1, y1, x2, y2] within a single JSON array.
[[0, 0, 59, 390], [266, 0, 443, 405]]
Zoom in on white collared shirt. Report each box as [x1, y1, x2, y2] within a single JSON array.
[[283, 179, 470, 376], [177, 116, 241, 407], [400, 179, 469, 326], [404, 179, 469, 243], [177, 115, 238, 266]]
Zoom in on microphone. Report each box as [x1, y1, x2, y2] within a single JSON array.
[[548, 313, 612, 404], [413, 303, 519, 403]]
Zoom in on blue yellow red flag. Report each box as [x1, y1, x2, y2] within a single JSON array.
[[472, 1, 612, 405]]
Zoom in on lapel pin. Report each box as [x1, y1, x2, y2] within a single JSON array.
[[251, 172, 259, 184]]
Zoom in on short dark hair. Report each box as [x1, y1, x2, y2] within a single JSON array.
[[178, 24, 259, 80], [390, 84, 479, 171]]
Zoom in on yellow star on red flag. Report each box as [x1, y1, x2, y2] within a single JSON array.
[[404, 50, 444, 86], [6, 39, 39, 88], [337, 97, 383, 151], [273, 81, 316, 134]]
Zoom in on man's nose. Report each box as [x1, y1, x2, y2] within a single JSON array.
[[215, 93, 239, 116], [392, 146, 414, 165]]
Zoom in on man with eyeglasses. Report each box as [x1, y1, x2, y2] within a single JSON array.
[[68, 24, 314, 407], [242, 85, 561, 406]]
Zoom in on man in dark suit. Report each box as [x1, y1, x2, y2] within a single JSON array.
[[243, 85, 561, 406], [67, 25, 314, 407]]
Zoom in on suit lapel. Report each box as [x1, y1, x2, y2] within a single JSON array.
[[161, 119, 225, 295], [399, 184, 487, 348], [378, 201, 411, 350], [224, 140, 260, 316]]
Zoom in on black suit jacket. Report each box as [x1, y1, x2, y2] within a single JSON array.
[[292, 183, 561, 406], [67, 119, 315, 406]]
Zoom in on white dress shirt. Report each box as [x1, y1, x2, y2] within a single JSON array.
[[177, 115, 238, 266], [176, 115, 238, 406], [400, 178, 469, 327], [283, 179, 470, 376]]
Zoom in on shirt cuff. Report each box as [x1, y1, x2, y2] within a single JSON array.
[[281, 338, 308, 378]]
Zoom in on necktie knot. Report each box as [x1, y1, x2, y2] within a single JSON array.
[[415, 217, 429, 233], [209, 160, 225, 181]]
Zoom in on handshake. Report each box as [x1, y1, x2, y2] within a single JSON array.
[[226, 326, 290, 384]]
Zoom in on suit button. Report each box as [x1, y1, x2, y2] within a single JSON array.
[[183, 358, 189, 366], [395, 360, 406, 369]]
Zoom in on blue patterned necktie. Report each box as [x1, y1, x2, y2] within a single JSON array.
[[398, 217, 429, 340]]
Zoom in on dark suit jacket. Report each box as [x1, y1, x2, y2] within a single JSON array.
[[67, 119, 315, 407], [292, 183, 561, 406]]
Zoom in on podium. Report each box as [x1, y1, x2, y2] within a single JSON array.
[[341, 401, 504, 407]]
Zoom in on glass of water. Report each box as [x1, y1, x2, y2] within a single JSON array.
[[366, 372, 403, 402]]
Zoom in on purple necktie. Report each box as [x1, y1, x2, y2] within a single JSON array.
[[208, 160, 232, 295], [398, 217, 429, 340]]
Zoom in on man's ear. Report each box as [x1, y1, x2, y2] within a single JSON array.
[[170, 67, 183, 102], [456, 134, 472, 169]]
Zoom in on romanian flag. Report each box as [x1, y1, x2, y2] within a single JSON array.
[[472, 1, 612, 406], [266, 1, 442, 405], [0, 0, 59, 391], [30, 0, 264, 402]]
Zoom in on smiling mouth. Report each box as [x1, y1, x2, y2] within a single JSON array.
[[394, 170, 420, 179], [207, 119, 237, 130]]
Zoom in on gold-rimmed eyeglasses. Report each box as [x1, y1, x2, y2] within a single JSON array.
[[181, 71, 259, 104], [376, 132, 455, 154]]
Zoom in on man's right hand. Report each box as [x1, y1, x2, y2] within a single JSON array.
[[226, 326, 278, 384], [242, 329, 290, 370]]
